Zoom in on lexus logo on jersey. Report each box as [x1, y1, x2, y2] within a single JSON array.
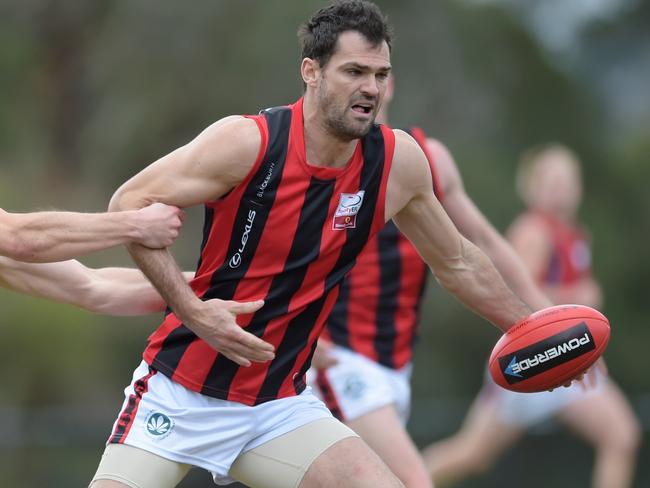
[[333, 191, 365, 230]]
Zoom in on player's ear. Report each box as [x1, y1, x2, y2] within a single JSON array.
[[301, 58, 320, 88]]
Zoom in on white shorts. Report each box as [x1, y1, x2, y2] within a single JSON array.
[[306, 345, 412, 425], [106, 361, 335, 485], [484, 367, 606, 428]]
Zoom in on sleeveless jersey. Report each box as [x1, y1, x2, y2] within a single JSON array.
[[534, 211, 592, 285], [324, 127, 443, 370], [142, 98, 395, 405]]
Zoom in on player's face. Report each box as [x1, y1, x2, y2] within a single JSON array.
[[317, 31, 391, 140], [533, 153, 583, 215]]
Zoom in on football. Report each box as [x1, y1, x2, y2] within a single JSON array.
[[489, 304, 610, 393]]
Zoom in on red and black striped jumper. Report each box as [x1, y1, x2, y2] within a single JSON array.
[[137, 98, 395, 407], [321, 127, 443, 370]]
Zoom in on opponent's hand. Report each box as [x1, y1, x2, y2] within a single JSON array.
[[185, 298, 275, 366], [311, 339, 338, 370], [134, 203, 185, 248]]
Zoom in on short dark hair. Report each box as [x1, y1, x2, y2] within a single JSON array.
[[298, 0, 393, 68]]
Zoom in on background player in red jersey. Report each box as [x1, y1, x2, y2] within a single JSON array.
[[307, 75, 551, 488], [88, 2, 568, 486], [0, 202, 183, 262], [422, 145, 641, 488]]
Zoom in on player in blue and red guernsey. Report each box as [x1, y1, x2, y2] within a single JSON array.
[[309, 76, 551, 488], [90, 2, 542, 487]]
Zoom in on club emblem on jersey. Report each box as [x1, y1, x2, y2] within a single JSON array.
[[144, 411, 174, 439], [333, 191, 365, 230]]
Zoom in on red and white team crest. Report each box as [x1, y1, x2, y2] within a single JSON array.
[[333, 191, 365, 230]]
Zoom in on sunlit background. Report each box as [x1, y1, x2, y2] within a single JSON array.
[[0, 1, 648, 486]]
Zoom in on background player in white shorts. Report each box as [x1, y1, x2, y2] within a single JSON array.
[[308, 75, 552, 488], [422, 145, 641, 488]]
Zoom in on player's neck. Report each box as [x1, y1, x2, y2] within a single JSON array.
[[556, 210, 577, 224], [302, 99, 358, 169], [537, 207, 576, 224]]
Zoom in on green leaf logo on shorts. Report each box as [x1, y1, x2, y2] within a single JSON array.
[[144, 412, 173, 439]]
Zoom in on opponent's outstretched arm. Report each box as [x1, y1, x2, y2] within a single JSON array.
[[109, 116, 275, 366], [0, 202, 184, 263], [0, 256, 193, 316], [387, 131, 531, 332], [427, 139, 551, 310]]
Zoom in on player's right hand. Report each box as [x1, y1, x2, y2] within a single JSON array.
[[185, 298, 275, 366], [135, 203, 185, 248]]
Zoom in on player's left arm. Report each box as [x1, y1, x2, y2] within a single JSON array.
[[0, 256, 192, 316], [387, 131, 531, 332], [427, 139, 551, 310]]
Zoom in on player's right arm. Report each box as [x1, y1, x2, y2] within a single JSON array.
[[109, 116, 276, 366], [0, 203, 184, 263]]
